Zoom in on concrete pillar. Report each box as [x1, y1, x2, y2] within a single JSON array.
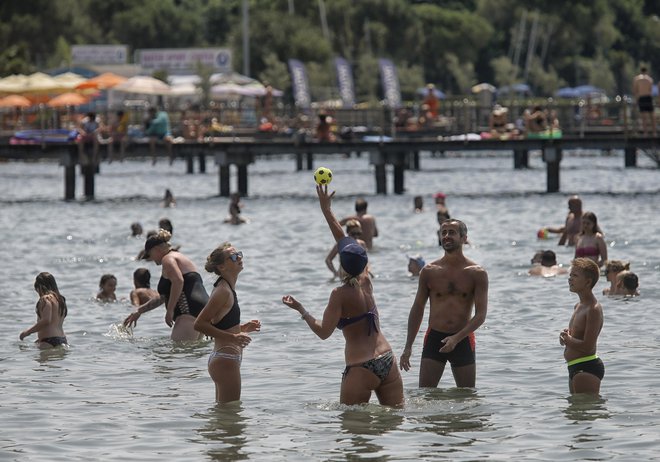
[[199, 153, 206, 173], [542, 147, 562, 193], [296, 153, 303, 171], [393, 164, 405, 194], [82, 164, 95, 200], [219, 165, 230, 197], [514, 149, 529, 169], [237, 165, 248, 196], [375, 165, 387, 194], [306, 152, 313, 170], [186, 154, 194, 174], [624, 147, 637, 167], [64, 165, 75, 201]]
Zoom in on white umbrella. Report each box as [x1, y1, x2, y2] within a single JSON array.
[[112, 76, 171, 95]]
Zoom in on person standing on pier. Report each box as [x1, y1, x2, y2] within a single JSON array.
[[146, 107, 173, 165], [632, 66, 656, 137], [399, 219, 488, 388]]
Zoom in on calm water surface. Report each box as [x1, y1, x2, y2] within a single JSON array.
[[0, 150, 659, 461]]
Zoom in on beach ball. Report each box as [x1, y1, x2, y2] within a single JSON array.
[[314, 167, 333, 185], [537, 228, 549, 239]]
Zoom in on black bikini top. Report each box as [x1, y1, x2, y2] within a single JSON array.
[[336, 306, 379, 335], [212, 277, 240, 330]]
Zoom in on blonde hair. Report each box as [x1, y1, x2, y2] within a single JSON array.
[[339, 266, 361, 287], [605, 259, 630, 275], [572, 257, 600, 288], [205, 242, 232, 275]]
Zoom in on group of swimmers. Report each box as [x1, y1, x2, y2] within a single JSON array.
[[21, 187, 620, 405]]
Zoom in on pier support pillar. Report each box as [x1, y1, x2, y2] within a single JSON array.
[[82, 164, 95, 200], [199, 153, 206, 173], [237, 165, 248, 196], [393, 164, 405, 194], [186, 155, 194, 174], [306, 152, 313, 170], [295, 153, 303, 171], [65, 165, 75, 200], [624, 147, 637, 167], [514, 149, 529, 169], [542, 147, 562, 193], [375, 165, 387, 194], [219, 165, 230, 197]]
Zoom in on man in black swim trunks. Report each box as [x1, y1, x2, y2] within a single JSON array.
[[632, 66, 656, 137], [400, 219, 488, 388]]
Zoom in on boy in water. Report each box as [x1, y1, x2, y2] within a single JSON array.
[[559, 258, 604, 395]]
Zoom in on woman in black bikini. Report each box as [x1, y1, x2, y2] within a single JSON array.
[[123, 230, 209, 341], [194, 243, 261, 403], [20, 272, 68, 348], [281, 185, 404, 407]]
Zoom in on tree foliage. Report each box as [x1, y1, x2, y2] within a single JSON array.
[[0, 0, 659, 97]]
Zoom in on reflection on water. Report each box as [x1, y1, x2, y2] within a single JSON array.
[[195, 403, 248, 461], [563, 395, 610, 422], [338, 406, 404, 461], [407, 388, 491, 434]]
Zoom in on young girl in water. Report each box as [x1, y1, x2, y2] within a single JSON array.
[[20, 272, 68, 348], [97, 274, 117, 302]]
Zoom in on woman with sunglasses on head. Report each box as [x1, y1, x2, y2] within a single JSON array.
[[123, 229, 208, 341], [282, 185, 404, 407], [194, 243, 261, 403]]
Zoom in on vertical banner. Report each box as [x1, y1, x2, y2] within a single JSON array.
[[334, 57, 356, 108], [288, 59, 311, 109], [378, 58, 402, 109]]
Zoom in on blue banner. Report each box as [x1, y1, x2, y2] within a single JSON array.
[[334, 57, 356, 108], [288, 59, 311, 109], [378, 58, 402, 109]]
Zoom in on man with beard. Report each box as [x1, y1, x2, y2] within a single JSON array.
[[399, 219, 488, 388]]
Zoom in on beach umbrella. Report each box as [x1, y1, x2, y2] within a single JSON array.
[[211, 82, 283, 98], [52, 72, 87, 90], [416, 87, 446, 99], [0, 94, 32, 108], [112, 75, 171, 95], [574, 85, 606, 96], [471, 82, 496, 94], [47, 92, 87, 107], [497, 83, 532, 96], [0, 74, 29, 94], [76, 72, 127, 90], [555, 87, 580, 98], [22, 72, 61, 93]]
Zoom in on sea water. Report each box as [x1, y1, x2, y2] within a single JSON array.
[[0, 150, 659, 461]]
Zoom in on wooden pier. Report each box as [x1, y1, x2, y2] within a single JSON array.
[[0, 135, 658, 200]]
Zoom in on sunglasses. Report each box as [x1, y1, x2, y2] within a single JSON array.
[[229, 251, 243, 262]]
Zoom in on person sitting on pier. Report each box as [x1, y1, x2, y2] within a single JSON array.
[[316, 113, 336, 142], [489, 104, 509, 139], [423, 84, 439, 120], [78, 112, 101, 166], [524, 105, 548, 134], [146, 107, 173, 165], [109, 110, 129, 162]]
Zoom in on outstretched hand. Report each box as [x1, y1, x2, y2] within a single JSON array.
[[124, 311, 141, 328], [316, 184, 335, 211], [282, 295, 304, 314], [242, 319, 261, 333]]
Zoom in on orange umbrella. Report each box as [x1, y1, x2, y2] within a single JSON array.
[[76, 72, 127, 90], [47, 92, 88, 107], [0, 94, 32, 108]]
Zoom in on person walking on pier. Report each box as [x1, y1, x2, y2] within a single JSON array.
[[400, 219, 489, 389], [632, 66, 656, 137]]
